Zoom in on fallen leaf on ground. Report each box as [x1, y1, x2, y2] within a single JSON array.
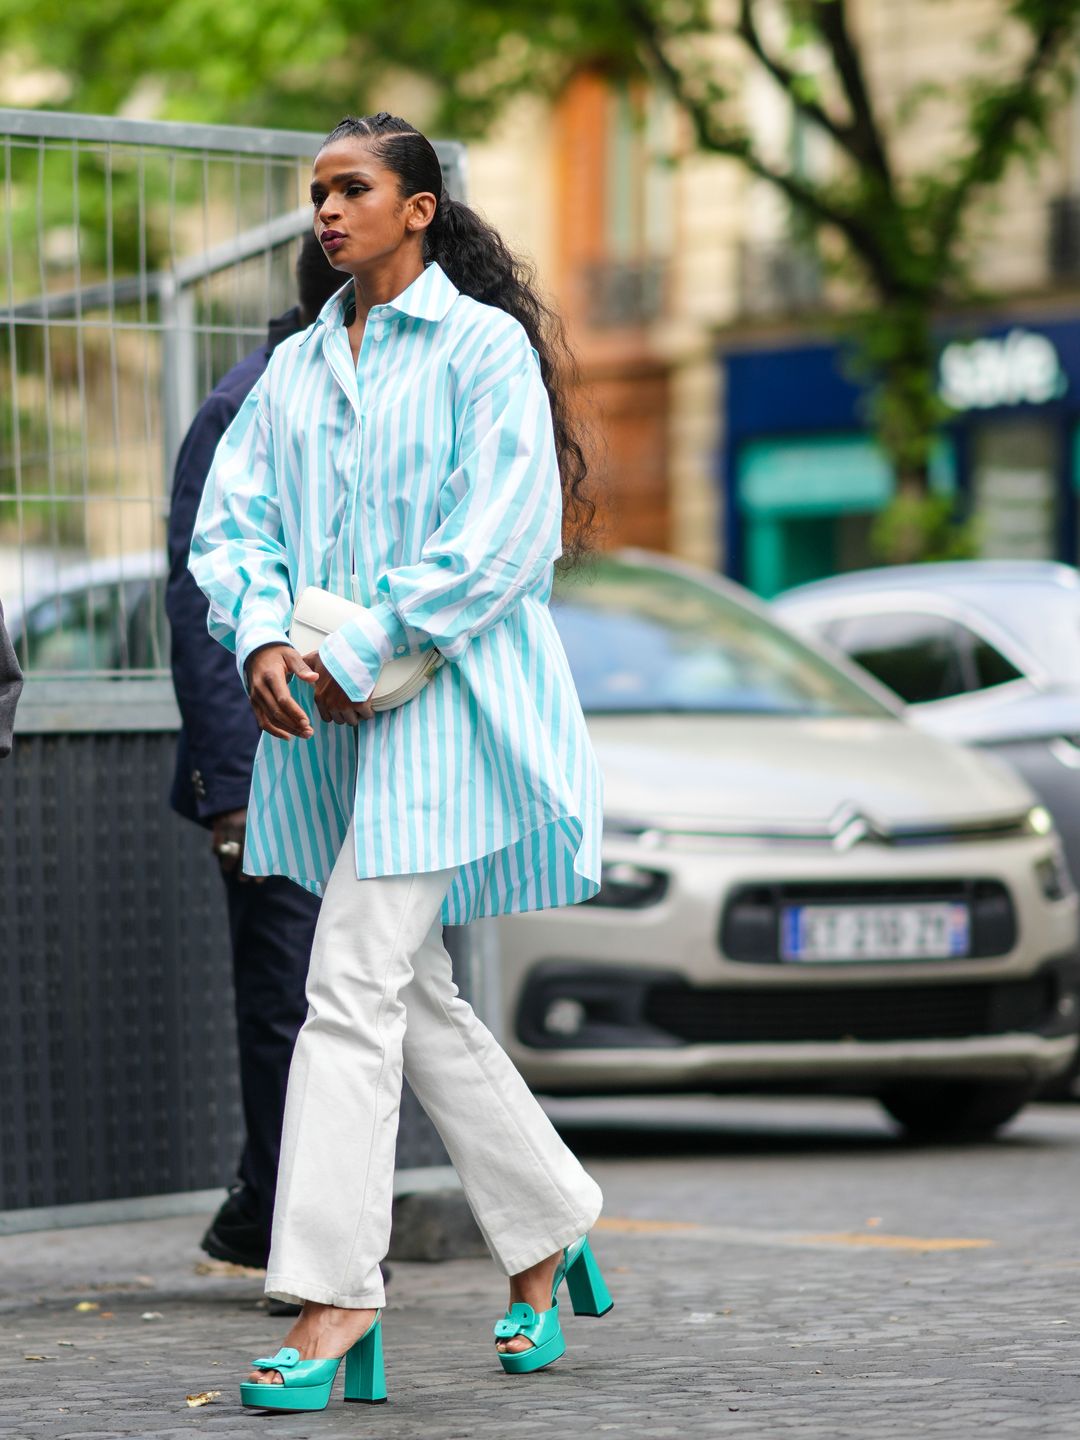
[[74, 1302, 99, 1313], [195, 1259, 263, 1277], [56, 1341, 75, 1347], [98, 1312, 115, 1320], [185, 1390, 222, 1408], [24, 1354, 50, 1362]]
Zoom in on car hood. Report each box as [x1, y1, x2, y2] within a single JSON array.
[[587, 713, 1035, 836], [909, 685, 1080, 745]]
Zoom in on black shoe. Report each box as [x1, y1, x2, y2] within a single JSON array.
[[202, 1185, 394, 1299], [201, 1185, 271, 1270], [265, 1297, 304, 1318]]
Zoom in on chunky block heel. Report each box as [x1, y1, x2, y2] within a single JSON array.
[[563, 1236, 614, 1317], [343, 1315, 387, 1403], [240, 1314, 385, 1412], [493, 1234, 613, 1375]]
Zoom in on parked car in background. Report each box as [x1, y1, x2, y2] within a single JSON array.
[[498, 552, 1080, 1140], [4, 551, 167, 674], [774, 562, 1080, 893], [16, 549, 1080, 1136]]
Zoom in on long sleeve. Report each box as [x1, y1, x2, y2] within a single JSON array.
[[320, 328, 562, 703], [188, 372, 293, 684]]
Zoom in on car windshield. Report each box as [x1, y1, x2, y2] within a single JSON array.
[[552, 558, 895, 718]]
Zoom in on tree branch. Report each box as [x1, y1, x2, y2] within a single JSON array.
[[735, 0, 852, 156], [809, 0, 894, 188], [931, 12, 1077, 257], [619, 0, 897, 292]]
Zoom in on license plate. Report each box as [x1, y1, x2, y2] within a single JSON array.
[[780, 902, 971, 962]]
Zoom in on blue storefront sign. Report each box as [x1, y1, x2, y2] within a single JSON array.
[[721, 314, 1080, 596]]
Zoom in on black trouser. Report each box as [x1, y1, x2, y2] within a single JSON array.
[[223, 869, 319, 1237]]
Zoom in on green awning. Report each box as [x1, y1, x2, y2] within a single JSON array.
[[737, 435, 955, 516], [738, 437, 893, 515]]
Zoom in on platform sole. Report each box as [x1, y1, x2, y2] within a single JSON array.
[[239, 1378, 334, 1411], [497, 1329, 567, 1375]]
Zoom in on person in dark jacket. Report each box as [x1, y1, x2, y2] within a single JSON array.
[[166, 233, 344, 1280], [0, 598, 22, 758]]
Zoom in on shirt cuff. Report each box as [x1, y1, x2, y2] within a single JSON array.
[[319, 600, 415, 703], [236, 604, 292, 690]]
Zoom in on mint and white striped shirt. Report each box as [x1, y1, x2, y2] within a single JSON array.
[[189, 262, 602, 922]]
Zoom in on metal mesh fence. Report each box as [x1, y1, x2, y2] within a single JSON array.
[[0, 109, 465, 688], [0, 111, 473, 1214]]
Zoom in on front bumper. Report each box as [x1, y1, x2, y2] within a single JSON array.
[[499, 830, 1080, 1094], [511, 955, 1080, 1092], [515, 1032, 1079, 1093]]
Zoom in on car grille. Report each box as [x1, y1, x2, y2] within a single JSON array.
[[720, 879, 1016, 963], [642, 976, 1052, 1044]]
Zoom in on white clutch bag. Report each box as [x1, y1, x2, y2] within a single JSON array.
[[289, 586, 443, 712]]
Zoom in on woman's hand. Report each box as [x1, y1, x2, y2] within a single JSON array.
[[245, 644, 318, 740], [305, 651, 376, 727]]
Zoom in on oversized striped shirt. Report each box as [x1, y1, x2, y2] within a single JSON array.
[[188, 261, 602, 922]]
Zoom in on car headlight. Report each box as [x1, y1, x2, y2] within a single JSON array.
[[1023, 805, 1055, 837], [586, 861, 668, 909]]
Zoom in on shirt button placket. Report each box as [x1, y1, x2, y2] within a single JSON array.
[[347, 415, 362, 588]]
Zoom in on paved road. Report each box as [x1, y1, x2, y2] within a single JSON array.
[[3, 1096, 1079, 1439]]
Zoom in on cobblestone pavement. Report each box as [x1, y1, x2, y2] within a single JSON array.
[[3, 1096, 1080, 1439]]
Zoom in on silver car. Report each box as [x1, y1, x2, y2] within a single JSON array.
[[4, 550, 168, 674], [773, 561, 1080, 891], [497, 552, 1080, 1139]]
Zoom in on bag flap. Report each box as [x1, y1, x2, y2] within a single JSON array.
[[291, 586, 365, 638]]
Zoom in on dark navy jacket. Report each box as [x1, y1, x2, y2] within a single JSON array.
[[166, 310, 302, 825], [0, 599, 22, 760]]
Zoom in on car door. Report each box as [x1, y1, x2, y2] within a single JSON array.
[[19, 575, 167, 674]]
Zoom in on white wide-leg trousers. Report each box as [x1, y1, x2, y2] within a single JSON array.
[[265, 824, 604, 1308]]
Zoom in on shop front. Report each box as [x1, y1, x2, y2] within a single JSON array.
[[721, 314, 1080, 596]]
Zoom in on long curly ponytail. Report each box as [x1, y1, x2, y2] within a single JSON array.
[[321, 113, 595, 563]]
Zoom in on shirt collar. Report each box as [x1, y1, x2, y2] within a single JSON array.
[[313, 262, 459, 333]]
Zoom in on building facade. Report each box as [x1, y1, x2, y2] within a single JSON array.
[[468, 0, 1080, 591]]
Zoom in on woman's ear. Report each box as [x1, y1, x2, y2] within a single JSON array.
[[406, 191, 437, 233]]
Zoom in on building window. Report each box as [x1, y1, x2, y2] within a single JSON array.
[[557, 70, 673, 330]]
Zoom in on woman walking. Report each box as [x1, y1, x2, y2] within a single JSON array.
[[189, 112, 610, 1412]]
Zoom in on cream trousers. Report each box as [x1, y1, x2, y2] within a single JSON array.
[[265, 825, 603, 1308]]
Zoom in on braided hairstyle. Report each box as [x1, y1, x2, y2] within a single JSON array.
[[320, 113, 595, 562]]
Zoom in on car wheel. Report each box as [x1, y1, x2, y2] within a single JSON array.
[[878, 1079, 1039, 1142]]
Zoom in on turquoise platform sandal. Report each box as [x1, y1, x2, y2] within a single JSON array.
[[494, 1301, 567, 1374], [493, 1235, 613, 1375], [239, 1313, 386, 1412], [553, 1235, 614, 1317]]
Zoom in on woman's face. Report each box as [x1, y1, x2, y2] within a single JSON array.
[[309, 139, 432, 273]]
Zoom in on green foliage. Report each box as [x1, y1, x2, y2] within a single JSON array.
[[4, 0, 1080, 564], [870, 493, 980, 566], [0, 0, 639, 135]]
